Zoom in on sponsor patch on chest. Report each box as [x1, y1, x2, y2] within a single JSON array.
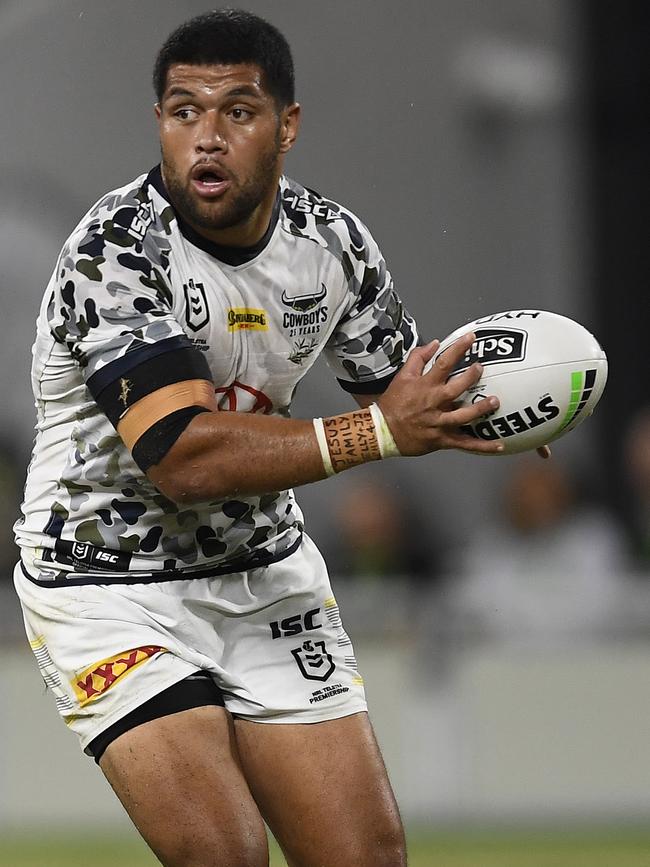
[[227, 308, 268, 331]]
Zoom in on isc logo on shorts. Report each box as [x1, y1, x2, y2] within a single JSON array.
[[72, 645, 167, 706]]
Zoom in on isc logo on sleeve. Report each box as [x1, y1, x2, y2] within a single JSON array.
[[227, 308, 268, 332]]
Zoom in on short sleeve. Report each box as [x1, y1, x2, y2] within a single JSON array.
[[48, 198, 196, 400], [324, 214, 419, 394]]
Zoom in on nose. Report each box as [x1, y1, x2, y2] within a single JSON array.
[[196, 110, 227, 154]]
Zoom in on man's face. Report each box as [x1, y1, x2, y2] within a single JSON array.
[[156, 63, 299, 245]]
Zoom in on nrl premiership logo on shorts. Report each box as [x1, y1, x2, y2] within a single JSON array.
[[292, 639, 336, 682], [450, 327, 528, 376]]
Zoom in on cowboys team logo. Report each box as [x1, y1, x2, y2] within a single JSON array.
[[282, 284, 329, 338], [291, 639, 336, 682], [183, 278, 210, 331], [281, 283, 327, 312]]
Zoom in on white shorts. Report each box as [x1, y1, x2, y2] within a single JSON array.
[[14, 534, 367, 753]]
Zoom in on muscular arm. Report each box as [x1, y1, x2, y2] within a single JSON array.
[[146, 411, 328, 502], [123, 333, 504, 504]]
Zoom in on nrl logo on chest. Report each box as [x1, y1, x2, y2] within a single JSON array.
[[183, 278, 210, 331], [281, 284, 329, 338]]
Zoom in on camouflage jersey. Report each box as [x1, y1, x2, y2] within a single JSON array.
[[15, 166, 418, 585]]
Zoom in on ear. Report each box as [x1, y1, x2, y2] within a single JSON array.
[[278, 103, 301, 154], [154, 103, 162, 121]]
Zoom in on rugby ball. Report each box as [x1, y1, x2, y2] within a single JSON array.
[[430, 310, 608, 454]]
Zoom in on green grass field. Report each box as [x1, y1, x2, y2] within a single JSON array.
[[1, 828, 649, 867]]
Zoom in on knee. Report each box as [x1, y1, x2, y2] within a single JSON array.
[[370, 818, 407, 867], [158, 832, 269, 867]]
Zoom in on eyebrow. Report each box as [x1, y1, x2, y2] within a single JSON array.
[[164, 86, 195, 100], [164, 84, 264, 102], [223, 85, 263, 100]]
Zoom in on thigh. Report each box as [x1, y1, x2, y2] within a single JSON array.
[[234, 711, 406, 867], [100, 705, 269, 867]]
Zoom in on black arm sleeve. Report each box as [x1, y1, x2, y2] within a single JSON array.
[[87, 337, 213, 427], [337, 369, 399, 395], [131, 406, 211, 472]]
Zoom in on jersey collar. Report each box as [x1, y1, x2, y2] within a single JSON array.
[[146, 164, 280, 266]]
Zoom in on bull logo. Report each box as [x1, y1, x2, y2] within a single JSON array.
[[281, 283, 327, 313], [291, 639, 336, 682]]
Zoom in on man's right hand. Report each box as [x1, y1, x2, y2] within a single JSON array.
[[377, 334, 505, 456]]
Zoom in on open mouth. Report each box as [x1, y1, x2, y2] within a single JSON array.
[[191, 165, 231, 197]]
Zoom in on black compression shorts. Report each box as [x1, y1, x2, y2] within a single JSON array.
[[86, 671, 225, 763]]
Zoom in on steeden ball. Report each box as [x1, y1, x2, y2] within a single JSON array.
[[430, 309, 608, 455]]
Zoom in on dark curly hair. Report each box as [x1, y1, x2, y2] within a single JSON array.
[[153, 9, 295, 109]]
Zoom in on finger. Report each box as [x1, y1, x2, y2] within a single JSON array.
[[403, 339, 440, 375], [424, 332, 475, 382], [419, 338, 441, 365], [536, 445, 552, 459], [440, 362, 484, 402], [439, 395, 499, 428], [442, 432, 505, 455]]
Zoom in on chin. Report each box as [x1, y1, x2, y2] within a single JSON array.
[[186, 200, 230, 230], [198, 209, 240, 232]]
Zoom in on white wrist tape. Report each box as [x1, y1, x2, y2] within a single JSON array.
[[368, 403, 401, 459], [313, 417, 335, 477]]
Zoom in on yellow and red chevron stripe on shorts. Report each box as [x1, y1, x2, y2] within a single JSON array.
[[72, 645, 168, 706]]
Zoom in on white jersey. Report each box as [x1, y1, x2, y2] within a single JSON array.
[[15, 167, 418, 584]]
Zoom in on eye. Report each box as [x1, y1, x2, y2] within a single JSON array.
[[173, 107, 198, 121], [229, 106, 253, 121]]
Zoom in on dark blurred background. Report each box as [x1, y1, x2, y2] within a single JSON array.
[[1, 0, 648, 836]]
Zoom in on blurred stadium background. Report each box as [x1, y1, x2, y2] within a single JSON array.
[[1, 1, 648, 864]]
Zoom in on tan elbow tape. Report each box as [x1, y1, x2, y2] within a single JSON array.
[[118, 379, 216, 451], [314, 406, 399, 476]]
